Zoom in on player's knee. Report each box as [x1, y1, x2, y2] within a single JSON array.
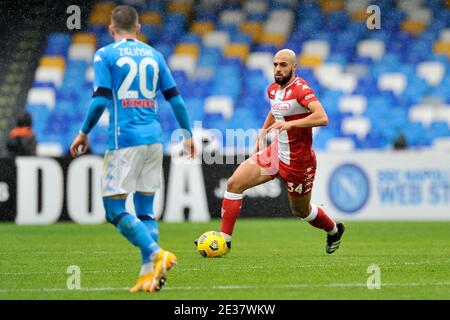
[[291, 207, 309, 219], [227, 176, 245, 194]]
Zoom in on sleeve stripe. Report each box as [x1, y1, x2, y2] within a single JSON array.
[[92, 87, 113, 99], [162, 87, 179, 100]]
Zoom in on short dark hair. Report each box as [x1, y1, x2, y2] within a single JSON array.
[[111, 5, 139, 33], [16, 111, 32, 127]]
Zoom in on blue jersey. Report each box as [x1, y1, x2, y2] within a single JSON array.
[[93, 38, 177, 150]]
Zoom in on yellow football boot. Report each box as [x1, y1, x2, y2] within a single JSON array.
[[129, 273, 152, 293], [143, 249, 177, 292]]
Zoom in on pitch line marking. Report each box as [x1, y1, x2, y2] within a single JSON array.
[[1, 260, 448, 276], [1, 282, 450, 293]]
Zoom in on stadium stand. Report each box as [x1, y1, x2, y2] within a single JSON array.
[[22, 0, 450, 156]]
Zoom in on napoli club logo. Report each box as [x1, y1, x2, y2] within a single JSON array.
[[328, 163, 370, 214]]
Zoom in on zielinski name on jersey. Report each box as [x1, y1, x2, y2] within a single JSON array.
[[122, 99, 156, 108], [118, 47, 153, 57]]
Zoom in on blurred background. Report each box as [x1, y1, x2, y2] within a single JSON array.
[[1, 0, 449, 157]]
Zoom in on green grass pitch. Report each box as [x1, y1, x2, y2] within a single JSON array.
[[0, 219, 449, 300]]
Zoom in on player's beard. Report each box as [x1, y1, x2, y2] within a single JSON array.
[[275, 70, 293, 86]]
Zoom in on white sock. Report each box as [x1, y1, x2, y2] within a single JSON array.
[[221, 232, 232, 242], [327, 223, 338, 235], [150, 249, 160, 262], [140, 262, 153, 276]]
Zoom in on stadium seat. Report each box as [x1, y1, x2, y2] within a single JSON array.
[[435, 106, 450, 126], [203, 31, 230, 48], [416, 61, 445, 86], [409, 104, 435, 127], [357, 39, 385, 61], [244, 0, 268, 14], [204, 96, 234, 120], [68, 44, 95, 62], [27, 88, 55, 110], [246, 52, 274, 80], [219, 10, 245, 26], [34, 67, 64, 89], [224, 43, 250, 62], [338, 95, 367, 115], [341, 116, 371, 139], [190, 21, 215, 35], [301, 40, 330, 60], [378, 73, 407, 96], [299, 54, 322, 69], [168, 54, 197, 78], [314, 63, 343, 88], [174, 43, 200, 59]]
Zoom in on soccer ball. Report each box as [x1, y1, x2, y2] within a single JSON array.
[[196, 231, 228, 258]]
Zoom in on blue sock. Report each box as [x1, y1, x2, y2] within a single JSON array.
[[134, 193, 159, 263], [103, 197, 159, 263]]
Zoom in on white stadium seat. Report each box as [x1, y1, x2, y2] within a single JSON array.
[[265, 10, 295, 34], [336, 74, 358, 94], [398, 0, 424, 11], [301, 40, 330, 60], [346, 0, 370, 13], [338, 95, 368, 115], [27, 88, 55, 110], [439, 28, 450, 42], [435, 106, 450, 126], [341, 116, 371, 139], [246, 52, 274, 80], [35, 67, 64, 88], [168, 54, 197, 78], [357, 39, 385, 61], [406, 8, 432, 25], [219, 10, 245, 26], [204, 95, 234, 120], [244, 0, 267, 13], [68, 44, 95, 62], [378, 72, 407, 96], [314, 63, 343, 88], [346, 63, 370, 78], [409, 104, 434, 127], [203, 31, 230, 49], [417, 61, 445, 86], [326, 137, 355, 152]]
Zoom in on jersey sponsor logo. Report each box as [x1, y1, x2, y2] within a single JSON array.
[[122, 99, 156, 108], [272, 102, 290, 111], [304, 93, 315, 101], [286, 89, 293, 98], [328, 163, 370, 214]]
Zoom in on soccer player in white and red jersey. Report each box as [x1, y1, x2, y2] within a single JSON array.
[[212, 49, 345, 254]]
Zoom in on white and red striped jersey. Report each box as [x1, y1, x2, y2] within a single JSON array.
[[267, 76, 318, 166]]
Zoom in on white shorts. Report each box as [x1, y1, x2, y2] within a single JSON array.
[[102, 144, 163, 197]]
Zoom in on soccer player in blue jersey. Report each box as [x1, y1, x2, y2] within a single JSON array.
[[70, 5, 196, 293]]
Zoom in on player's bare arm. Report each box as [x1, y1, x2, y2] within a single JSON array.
[[255, 112, 275, 152], [267, 101, 328, 133]]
